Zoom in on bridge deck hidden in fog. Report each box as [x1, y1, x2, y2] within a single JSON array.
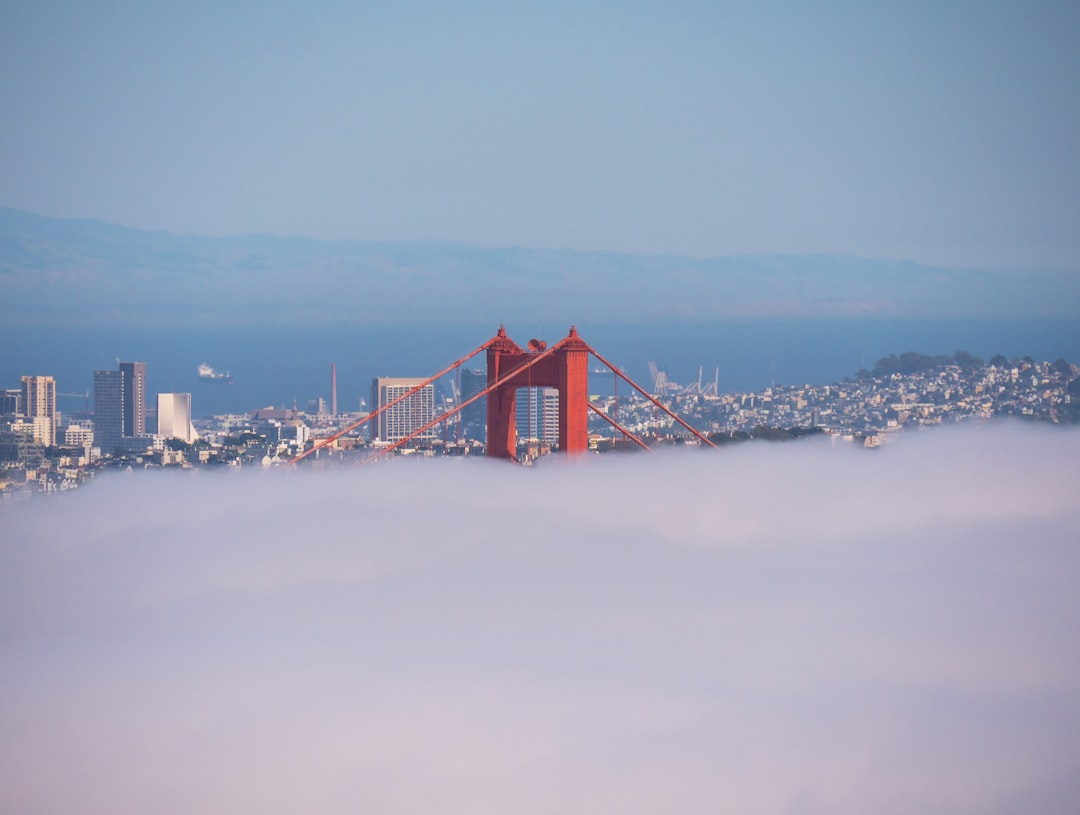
[[294, 326, 715, 464]]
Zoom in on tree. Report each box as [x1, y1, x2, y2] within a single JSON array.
[[953, 350, 983, 371], [1052, 358, 1074, 378]]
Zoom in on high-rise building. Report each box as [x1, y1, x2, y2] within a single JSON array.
[[93, 370, 124, 452], [119, 362, 147, 439], [543, 388, 560, 444], [516, 387, 559, 446], [93, 362, 149, 453], [370, 377, 435, 443], [0, 388, 21, 416], [157, 393, 197, 443], [20, 375, 57, 446], [458, 368, 487, 441]]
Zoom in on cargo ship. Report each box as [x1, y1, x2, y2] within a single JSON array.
[[197, 363, 233, 383]]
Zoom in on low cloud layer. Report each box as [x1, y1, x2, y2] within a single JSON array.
[[3, 424, 1079, 814]]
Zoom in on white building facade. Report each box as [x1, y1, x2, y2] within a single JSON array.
[[516, 387, 559, 445], [20, 375, 57, 446], [157, 393, 198, 443], [370, 378, 436, 443]]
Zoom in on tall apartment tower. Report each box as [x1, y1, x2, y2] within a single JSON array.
[[0, 388, 20, 416], [370, 377, 435, 443], [93, 361, 148, 452], [119, 361, 147, 438], [20, 375, 57, 447], [516, 387, 559, 446], [93, 370, 124, 452], [458, 368, 487, 441]]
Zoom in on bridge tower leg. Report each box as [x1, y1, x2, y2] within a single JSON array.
[[487, 384, 517, 459], [486, 327, 523, 460], [558, 327, 590, 455]]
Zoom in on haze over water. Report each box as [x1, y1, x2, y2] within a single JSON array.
[[5, 318, 1076, 417]]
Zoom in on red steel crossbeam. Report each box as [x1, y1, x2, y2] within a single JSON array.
[[290, 339, 494, 464], [587, 347, 718, 448], [587, 402, 652, 452], [368, 339, 568, 462]]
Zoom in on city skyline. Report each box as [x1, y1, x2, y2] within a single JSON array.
[[3, 341, 1076, 487]]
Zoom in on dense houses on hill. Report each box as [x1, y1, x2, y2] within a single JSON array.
[[596, 355, 1080, 447]]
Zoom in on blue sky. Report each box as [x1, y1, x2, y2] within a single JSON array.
[[2, 1, 1078, 269]]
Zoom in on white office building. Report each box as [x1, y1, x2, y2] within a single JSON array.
[[157, 393, 198, 443], [516, 387, 559, 445], [370, 377, 436, 443]]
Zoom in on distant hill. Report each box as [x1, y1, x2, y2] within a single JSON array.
[[2, 207, 1078, 328]]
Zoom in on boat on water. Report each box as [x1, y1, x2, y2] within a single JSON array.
[[197, 363, 233, 383]]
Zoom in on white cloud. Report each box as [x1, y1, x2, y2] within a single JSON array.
[[2, 423, 1079, 813]]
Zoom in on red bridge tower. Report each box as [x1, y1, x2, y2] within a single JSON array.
[[486, 326, 591, 458], [289, 323, 717, 466]]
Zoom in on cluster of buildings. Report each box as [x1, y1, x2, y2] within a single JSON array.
[[91, 362, 198, 453], [0, 353, 574, 496], [4, 353, 1078, 500], [1, 361, 197, 498], [591, 355, 1080, 446], [367, 374, 558, 449]]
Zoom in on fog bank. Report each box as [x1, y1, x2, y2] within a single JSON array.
[[2, 424, 1079, 813]]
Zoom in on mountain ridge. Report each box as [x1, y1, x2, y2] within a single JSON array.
[[2, 207, 1077, 329]]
